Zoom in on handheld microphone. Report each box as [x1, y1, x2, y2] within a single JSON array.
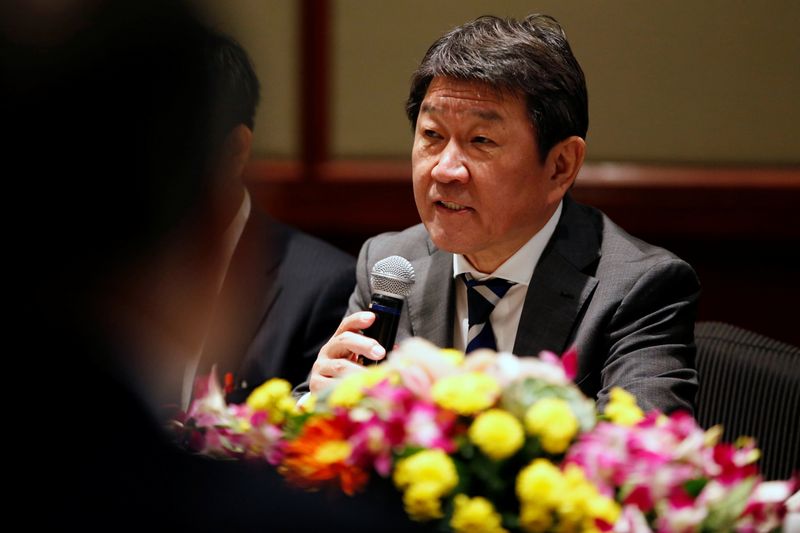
[[361, 255, 415, 364]]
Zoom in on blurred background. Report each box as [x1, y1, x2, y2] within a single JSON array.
[[192, 0, 799, 345]]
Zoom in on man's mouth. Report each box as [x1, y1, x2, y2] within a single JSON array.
[[437, 200, 469, 211]]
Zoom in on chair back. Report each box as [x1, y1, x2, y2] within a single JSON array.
[[695, 321, 799, 480]]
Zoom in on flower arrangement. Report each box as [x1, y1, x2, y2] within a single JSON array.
[[174, 339, 797, 532]]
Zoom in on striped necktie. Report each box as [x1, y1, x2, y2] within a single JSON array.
[[462, 273, 516, 352]]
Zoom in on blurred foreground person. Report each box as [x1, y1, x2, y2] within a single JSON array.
[[188, 33, 355, 407], [4, 1, 419, 529]]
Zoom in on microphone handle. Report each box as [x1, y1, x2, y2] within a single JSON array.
[[361, 293, 403, 364]]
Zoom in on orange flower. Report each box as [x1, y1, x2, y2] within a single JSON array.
[[279, 416, 368, 495]]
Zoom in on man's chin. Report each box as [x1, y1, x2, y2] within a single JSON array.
[[426, 229, 472, 255]]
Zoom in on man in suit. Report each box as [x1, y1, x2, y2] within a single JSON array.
[[185, 33, 355, 406], [308, 14, 699, 414]]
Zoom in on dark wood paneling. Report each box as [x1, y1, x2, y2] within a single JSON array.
[[299, 0, 330, 173], [246, 160, 800, 240]]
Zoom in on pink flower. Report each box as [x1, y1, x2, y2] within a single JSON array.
[[708, 438, 760, 485], [623, 485, 654, 512], [478, 351, 572, 388], [614, 505, 653, 532], [365, 378, 413, 410], [383, 339, 464, 401], [404, 401, 458, 452], [737, 479, 797, 532], [539, 345, 577, 380], [349, 415, 401, 476]]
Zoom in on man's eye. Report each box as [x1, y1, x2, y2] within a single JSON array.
[[423, 129, 441, 139], [472, 136, 493, 144]]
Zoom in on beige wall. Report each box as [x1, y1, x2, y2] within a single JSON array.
[[196, 0, 298, 158], [203, 0, 800, 164]]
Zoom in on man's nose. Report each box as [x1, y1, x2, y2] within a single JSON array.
[[431, 141, 469, 183]]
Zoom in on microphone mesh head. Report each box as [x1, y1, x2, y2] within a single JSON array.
[[370, 255, 415, 297]]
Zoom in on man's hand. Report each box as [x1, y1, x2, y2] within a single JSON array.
[[309, 311, 386, 394]]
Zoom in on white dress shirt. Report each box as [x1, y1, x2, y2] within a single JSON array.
[[180, 189, 251, 409], [452, 200, 562, 353]]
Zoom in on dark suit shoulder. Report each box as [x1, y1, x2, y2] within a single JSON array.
[[556, 196, 699, 318], [601, 215, 681, 263], [276, 223, 355, 281], [562, 196, 692, 273]]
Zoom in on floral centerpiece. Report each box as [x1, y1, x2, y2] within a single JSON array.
[[174, 339, 797, 532]]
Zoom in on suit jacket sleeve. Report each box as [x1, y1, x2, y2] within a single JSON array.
[[294, 257, 356, 383], [346, 234, 376, 316], [596, 257, 700, 414], [288, 254, 356, 397], [292, 236, 374, 397]]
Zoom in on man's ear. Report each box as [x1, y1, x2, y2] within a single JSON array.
[[544, 135, 585, 201], [219, 124, 253, 182]]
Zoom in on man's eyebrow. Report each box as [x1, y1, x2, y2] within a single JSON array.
[[420, 103, 503, 122], [473, 109, 502, 121]]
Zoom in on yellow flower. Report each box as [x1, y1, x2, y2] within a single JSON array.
[[328, 366, 391, 408], [516, 458, 563, 505], [393, 449, 458, 496], [519, 502, 554, 533], [313, 440, 352, 464], [298, 393, 317, 413], [439, 348, 465, 366], [235, 418, 252, 433], [246, 378, 292, 424], [432, 372, 500, 415], [402, 482, 445, 521], [279, 395, 300, 415], [524, 397, 579, 454], [450, 494, 508, 533], [468, 409, 525, 460], [557, 464, 620, 532], [556, 465, 593, 529], [328, 375, 364, 407], [704, 424, 723, 446], [604, 387, 644, 426], [585, 494, 620, 531]]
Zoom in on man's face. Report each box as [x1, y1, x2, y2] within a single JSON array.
[[412, 77, 564, 273]]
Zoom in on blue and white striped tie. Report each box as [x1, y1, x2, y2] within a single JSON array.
[[462, 273, 516, 352]]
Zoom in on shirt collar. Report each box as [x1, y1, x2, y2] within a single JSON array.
[[452, 200, 562, 286], [215, 187, 251, 292]]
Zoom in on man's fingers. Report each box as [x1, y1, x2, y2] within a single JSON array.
[[317, 357, 363, 378], [310, 359, 365, 394], [309, 311, 386, 394], [335, 331, 386, 361], [334, 311, 376, 335]]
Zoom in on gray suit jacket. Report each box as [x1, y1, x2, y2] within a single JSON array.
[[348, 195, 700, 414]]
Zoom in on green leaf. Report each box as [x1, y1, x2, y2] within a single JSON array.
[[684, 478, 709, 498], [470, 451, 505, 494], [279, 411, 313, 439], [458, 437, 476, 460], [702, 477, 757, 532], [499, 377, 597, 432], [394, 445, 425, 460], [502, 511, 520, 530]]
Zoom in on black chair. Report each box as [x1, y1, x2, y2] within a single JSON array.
[[695, 321, 800, 480]]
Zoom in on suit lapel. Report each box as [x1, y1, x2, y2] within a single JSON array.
[[513, 196, 600, 356], [203, 208, 283, 377], [406, 239, 454, 348]]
